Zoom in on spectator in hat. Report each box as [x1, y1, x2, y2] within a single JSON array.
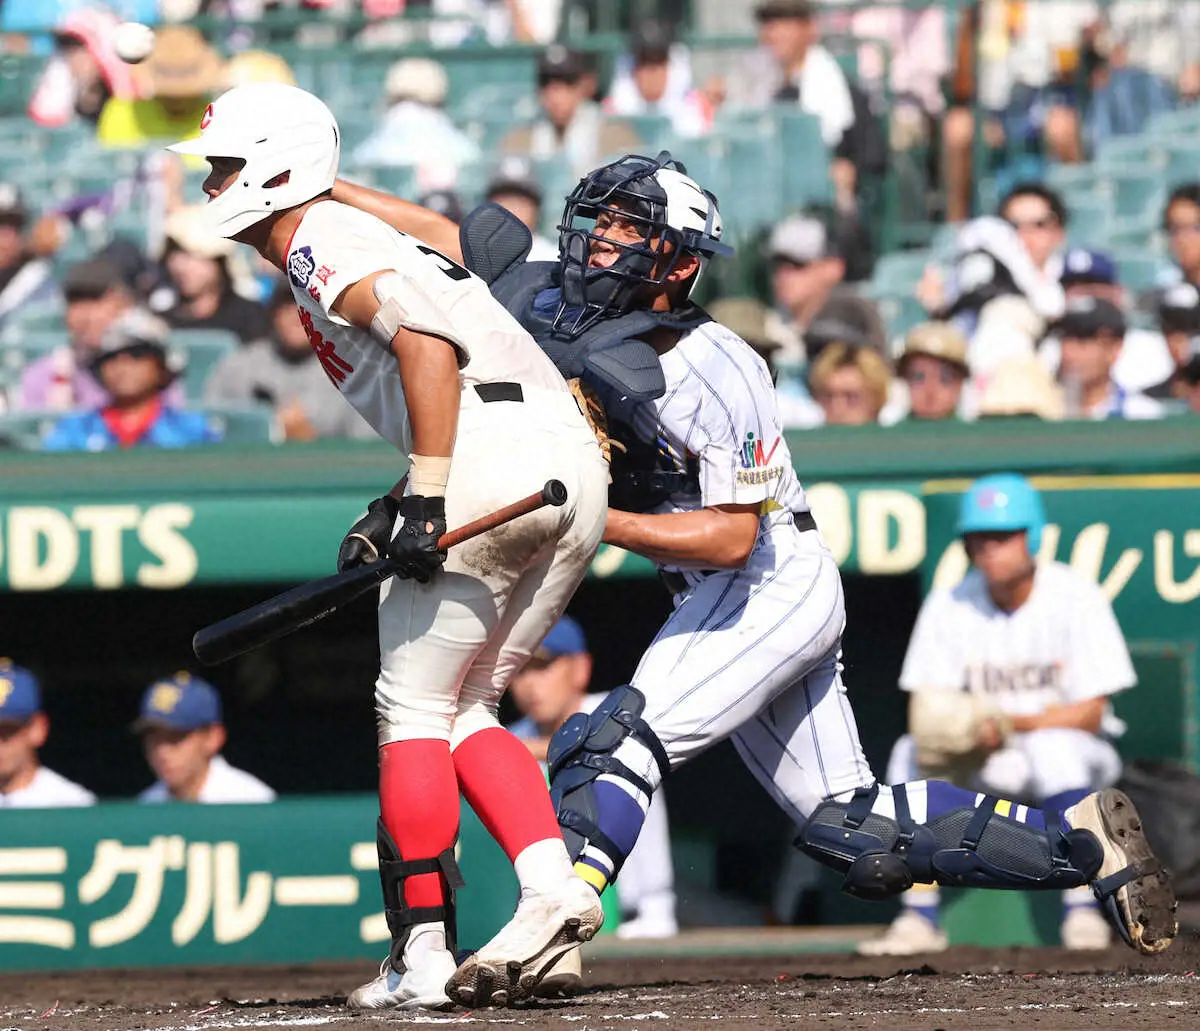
[[603, 21, 713, 139], [0, 185, 61, 334], [156, 206, 270, 344], [500, 45, 643, 177], [898, 322, 970, 422], [97, 26, 224, 149], [205, 283, 373, 441], [1054, 297, 1165, 420], [1044, 248, 1175, 398], [135, 672, 275, 804], [223, 49, 296, 90], [508, 617, 677, 941], [977, 355, 1066, 421], [417, 189, 465, 226], [724, 1, 862, 211], [17, 257, 134, 412], [0, 660, 95, 809], [485, 158, 557, 260], [766, 211, 884, 363], [351, 57, 480, 176], [27, 8, 144, 129], [43, 309, 219, 451], [808, 341, 890, 427], [1147, 284, 1200, 401]]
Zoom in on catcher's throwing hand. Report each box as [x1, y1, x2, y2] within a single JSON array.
[[337, 495, 400, 572], [387, 495, 447, 583]]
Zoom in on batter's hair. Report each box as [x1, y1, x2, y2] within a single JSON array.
[[998, 182, 1068, 227], [808, 341, 890, 419]]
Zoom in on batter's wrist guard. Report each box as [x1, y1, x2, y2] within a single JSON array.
[[375, 818, 465, 970], [796, 784, 1104, 901]]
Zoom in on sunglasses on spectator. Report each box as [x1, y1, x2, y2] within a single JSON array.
[[1006, 216, 1058, 231], [905, 366, 961, 386]]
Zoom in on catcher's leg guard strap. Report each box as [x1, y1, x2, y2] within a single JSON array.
[[376, 818, 465, 967], [548, 684, 669, 871], [796, 788, 1104, 900]]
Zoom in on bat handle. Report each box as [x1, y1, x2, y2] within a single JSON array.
[[436, 479, 568, 550]]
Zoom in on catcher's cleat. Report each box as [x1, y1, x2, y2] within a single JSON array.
[[533, 945, 583, 998], [1066, 789, 1177, 954], [855, 909, 949, 957], [347, 950, 457, 1011], [446, 876, 602, 1006]]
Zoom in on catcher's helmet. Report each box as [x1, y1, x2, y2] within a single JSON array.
[[168, 83, 340, 239], [554, 151, 733, 336], [956, 473, 1045, 553]]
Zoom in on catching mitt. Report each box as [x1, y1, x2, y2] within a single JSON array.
[[909, 691, 1013, 780], [567, 377, 626, 469]]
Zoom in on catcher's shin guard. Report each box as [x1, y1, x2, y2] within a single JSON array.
[[796, 785, 1104, 901], [376, 818, 465, 969], [548, 684, 670, 876]]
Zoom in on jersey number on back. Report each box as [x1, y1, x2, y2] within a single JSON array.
[[416, 244, 471, 282]]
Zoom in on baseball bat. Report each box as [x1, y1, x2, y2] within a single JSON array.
[[192, 478, 569, 666]]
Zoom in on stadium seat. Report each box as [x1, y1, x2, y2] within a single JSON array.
[[172, 329, 239, 402], [869, 250, 931, 298], [0, 411, 62, 450], [204, 405, 279, 444]]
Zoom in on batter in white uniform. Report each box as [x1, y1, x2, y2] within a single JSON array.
[[861, 473, 1134, 955], [0, 660, 94, 809], [169, 83, 607, 1012], [330, 153, 1178, 982]]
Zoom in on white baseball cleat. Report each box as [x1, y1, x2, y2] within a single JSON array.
[[347, 951, 457, 1011], [446, 876, 603, 1006], [533, 944, 583, 998], [1060, 905, 1113, 951], [1064, 789, 1177, 954], [855, 909, 949, 956], [615, 891, 678, 939]]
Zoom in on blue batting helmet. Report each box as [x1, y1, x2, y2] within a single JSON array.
[[956, 473, 1046, 554]]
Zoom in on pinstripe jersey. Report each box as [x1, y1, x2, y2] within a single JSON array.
[[628, 319, 810, 582]]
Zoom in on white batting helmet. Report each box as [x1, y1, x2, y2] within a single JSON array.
[[168, 83, 341, 239]]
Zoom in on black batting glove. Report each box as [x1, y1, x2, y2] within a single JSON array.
[[337, 495, 400, 573], [387, 495, 447, 583]]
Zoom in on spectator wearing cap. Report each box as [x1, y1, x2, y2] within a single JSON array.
[[1045, 247, 1174, 398], [603, 21, 713, 139], [485, 158, 558, 261], [156, 206, 270, 344], [508, 617, 677, 941], [897, 322, 970, 422], [0, 660, 95, 809], [205, 283, 373, 441], [43, 308, 219, 451], [0, 185, 61, 334], [808, 341, 890, 427], [766, 211, 884, 363], [351, 57, 480, 177], [417, 189, 465, 226], [17, 257, 134, 412], [98, 26, 224, 149], [1147, 284, 1200, 401], [500, 45, 643, 178], [135, 672, 275, 804], [1054, 297, 1165, 421], [977, 355, 1066, 422], [724, 1, 861, 211]]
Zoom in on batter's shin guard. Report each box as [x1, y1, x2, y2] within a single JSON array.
[[547, 684, 670, 877], [795, 785, 1104, 901], [376, 818, 465, 970]]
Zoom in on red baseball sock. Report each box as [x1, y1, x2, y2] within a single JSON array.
[[379, 739, 459, 910], [454, 727, 562, 861]]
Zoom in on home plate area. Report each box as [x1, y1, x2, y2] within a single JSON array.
[[2, 932, 1197, 1031]]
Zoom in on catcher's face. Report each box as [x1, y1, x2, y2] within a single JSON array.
[[965, 529, 1033, 586]]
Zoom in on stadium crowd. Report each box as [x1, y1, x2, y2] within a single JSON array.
[[1, 0, 1199, 446]]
